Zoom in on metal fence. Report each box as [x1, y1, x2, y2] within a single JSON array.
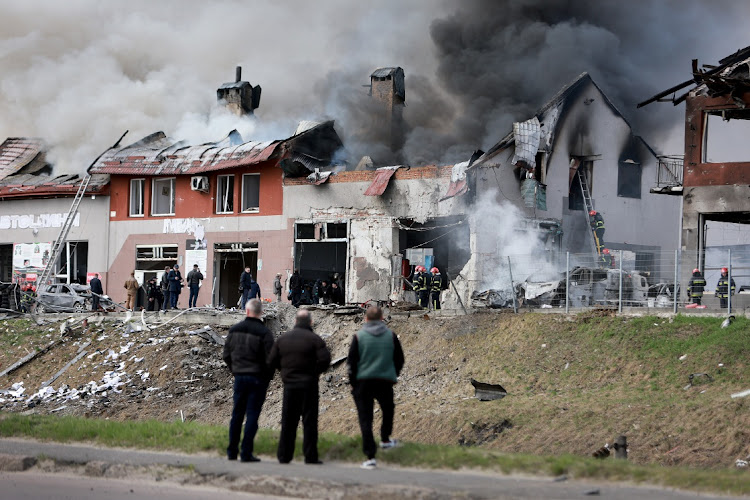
[[477, 247, 750, 315]]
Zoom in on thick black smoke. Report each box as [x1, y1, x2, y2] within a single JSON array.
[[325, 0, 750, 166]]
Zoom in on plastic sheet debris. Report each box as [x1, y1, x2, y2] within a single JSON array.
[[731, 388, 750, 399], [470, 378, 507, 401]]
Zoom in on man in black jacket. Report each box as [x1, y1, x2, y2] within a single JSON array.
[[89, 273, 103, 311], [239, 266, 258, 310], [289, 270, 302, 307], [347, 305, 405, 469], [268, 310, 331, 464], [223, 299, 274, 462]]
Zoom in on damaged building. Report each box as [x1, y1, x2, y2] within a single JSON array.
[[0, 137, 110, 288], [1, 68, 684, 309], [640, 46, 750, 293]]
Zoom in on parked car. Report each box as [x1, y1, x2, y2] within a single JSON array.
[[36, 283, 90, 313]]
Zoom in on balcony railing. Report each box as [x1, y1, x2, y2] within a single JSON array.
[[655, 155, 683, 187]]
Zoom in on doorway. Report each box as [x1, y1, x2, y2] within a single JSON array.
[[214, 242, 258, 308], [0, 244, 11, 282]]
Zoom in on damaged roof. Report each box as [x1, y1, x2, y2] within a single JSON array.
[[89, 120, 344, 177], [638, 45, 750, 108], [0, 137, 108, 198]]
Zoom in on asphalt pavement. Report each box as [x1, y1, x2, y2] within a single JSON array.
[[0, 438, 745, 500]]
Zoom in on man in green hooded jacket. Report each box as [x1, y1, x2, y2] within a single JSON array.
[[347, 305, 405, 469]]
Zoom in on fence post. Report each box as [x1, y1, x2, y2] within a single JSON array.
[[565, 252, 570, 314], [618, 250, 623, 314], [673, 250, 679, 314], [728, 248, 732, 315], [508, 256, 518, 314]]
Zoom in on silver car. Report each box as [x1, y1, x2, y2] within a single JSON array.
[[36, 283, 90, 313]]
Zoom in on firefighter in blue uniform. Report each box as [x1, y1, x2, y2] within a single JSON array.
[[417, 266, 430, 309], [589, 210, 605, 253], [715, 267, 735, 309]]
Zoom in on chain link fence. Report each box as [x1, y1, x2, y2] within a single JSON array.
[[473, 247, 750, 315]]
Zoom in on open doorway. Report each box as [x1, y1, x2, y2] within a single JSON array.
[[56, 241, 89, 284], [399, 215, 471, 285], [0, 244, 12, 282], [214, 242, 258, 308], [135, 244, 178, 310], [294, 222, 348, 304]]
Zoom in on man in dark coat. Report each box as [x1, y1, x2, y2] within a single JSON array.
[[330, 282, 344, 305], [267, 310, 331, 464], [167, 265, 182, 309], [223, 299, 274, 462], [160, 266, 171, 311], [289, 270, 302, 307], [146, 277, 162, 311], [89, 273, 103, 311], [348, 305, 405, 469], [186, 264, 204, 309], [240, 266, 260, 310]]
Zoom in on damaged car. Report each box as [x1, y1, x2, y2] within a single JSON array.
[[36, 283, 90, 313]]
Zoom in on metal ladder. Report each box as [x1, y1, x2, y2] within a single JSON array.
[[577, 167, 601, 260], [36, 174, 92, 288]]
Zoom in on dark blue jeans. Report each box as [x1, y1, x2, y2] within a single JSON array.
[[170, 290, 179, 308], [189, 284, 199, 308], [228, 374, 268, 460], [241, 288, 251, 310]]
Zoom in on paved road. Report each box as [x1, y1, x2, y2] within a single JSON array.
[[0, 439, 745, 500], [0, 472, 285, 500]]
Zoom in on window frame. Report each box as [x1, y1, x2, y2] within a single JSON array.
[[241, 173, 260, 213], [151, 177, 176, 216], [616, 160, 642, 199], [129, 178, 145, 217], [216, 174, 235, 214]]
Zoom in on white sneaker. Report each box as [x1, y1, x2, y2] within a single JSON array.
[[380, 439, 399, 449], [360, 458, 377, 469]]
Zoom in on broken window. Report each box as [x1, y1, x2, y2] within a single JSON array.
[[241, 174, 260, 212], [326, 223, 347, 239], [129, 179, 145, 217], [216, 174, 235, 214], [296, 224, 316, 240], [135, 244, 178, 271], [56, 241, 88, 284], [703, 111, 750, 163], [151, 178, 175, 216], [617, 160, 641, 199]]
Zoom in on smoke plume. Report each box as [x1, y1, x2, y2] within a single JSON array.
[[0, 1, 749, 172]]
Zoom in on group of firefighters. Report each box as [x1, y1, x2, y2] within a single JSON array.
[[411, 265, 442, 310], [688, 267, 736, 309]]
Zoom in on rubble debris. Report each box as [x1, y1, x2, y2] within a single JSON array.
[[471, 289, 516, 309], [188, 325, 225, 346], [592, 445, 610, 459], [721, 316, 735, 329], [613, 435, 628, 460], [730, 388, 750, 399], [688, 373, 713, 387], [333, 305, 365, 315], [0, 339, 62, 378], [736, 459, 749, 468], [470, 378, 507, 401], [330, 356, 347, 369], [41, 342, 90, 387]]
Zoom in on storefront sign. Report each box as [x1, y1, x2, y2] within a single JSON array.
[[0, 213, 80, 230]]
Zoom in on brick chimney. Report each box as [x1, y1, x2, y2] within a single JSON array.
[[369, 67, 405, 151], [217, 66, 262, 116]]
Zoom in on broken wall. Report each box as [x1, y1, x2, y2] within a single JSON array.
[[284, 167, 469, 304]]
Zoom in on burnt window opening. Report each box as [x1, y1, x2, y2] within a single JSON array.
[[56, 241, 88, 284], [398, 216, 470, 280], [296, 224, 316, 240], [617, 160, 642, 199], [216, 174, 235, 214], [568, 159, 593, 211], [241, 174, 260, 212], [326, 223, 347, 239], [703, 110, 750, 163]]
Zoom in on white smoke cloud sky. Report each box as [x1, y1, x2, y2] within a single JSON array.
[[1, 0, 749, 173]]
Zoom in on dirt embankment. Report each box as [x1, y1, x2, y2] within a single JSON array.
[[0, 308, 748, 468]]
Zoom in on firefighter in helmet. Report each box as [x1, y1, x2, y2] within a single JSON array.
[[687, 268, 706, 306], [589, 210, 605, 252], [417, 266, 431, 309], [600, 248, 614, 268], [715, 267, 735, 309], [429, 267, 442, 310], [412, 265, 423, 304]]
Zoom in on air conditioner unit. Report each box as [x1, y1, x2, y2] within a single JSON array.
[[190, 176, 209, 192]]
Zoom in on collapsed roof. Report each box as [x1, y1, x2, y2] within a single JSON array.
[[638, 45, 750, 108], [0, 138, 108, 198], [88, 121, 344, 178]]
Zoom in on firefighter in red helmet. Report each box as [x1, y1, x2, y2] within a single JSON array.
[[589, 210, 605, 253], [715, 267, 735, 309]]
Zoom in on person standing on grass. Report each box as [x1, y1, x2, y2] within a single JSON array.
[[223, 298, 274, 462], [267, 309, 331, 464], [347, 305, 405, 470]]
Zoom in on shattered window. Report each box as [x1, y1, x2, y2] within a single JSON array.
[[241, 174, 260, 212], [296, 224, 315, 240], [617, 161, 641, 199], [151, 178, 175, 216], [129, 179, 145, 217], [216, 174, 235, 214], [703, 112, 750, 163]]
